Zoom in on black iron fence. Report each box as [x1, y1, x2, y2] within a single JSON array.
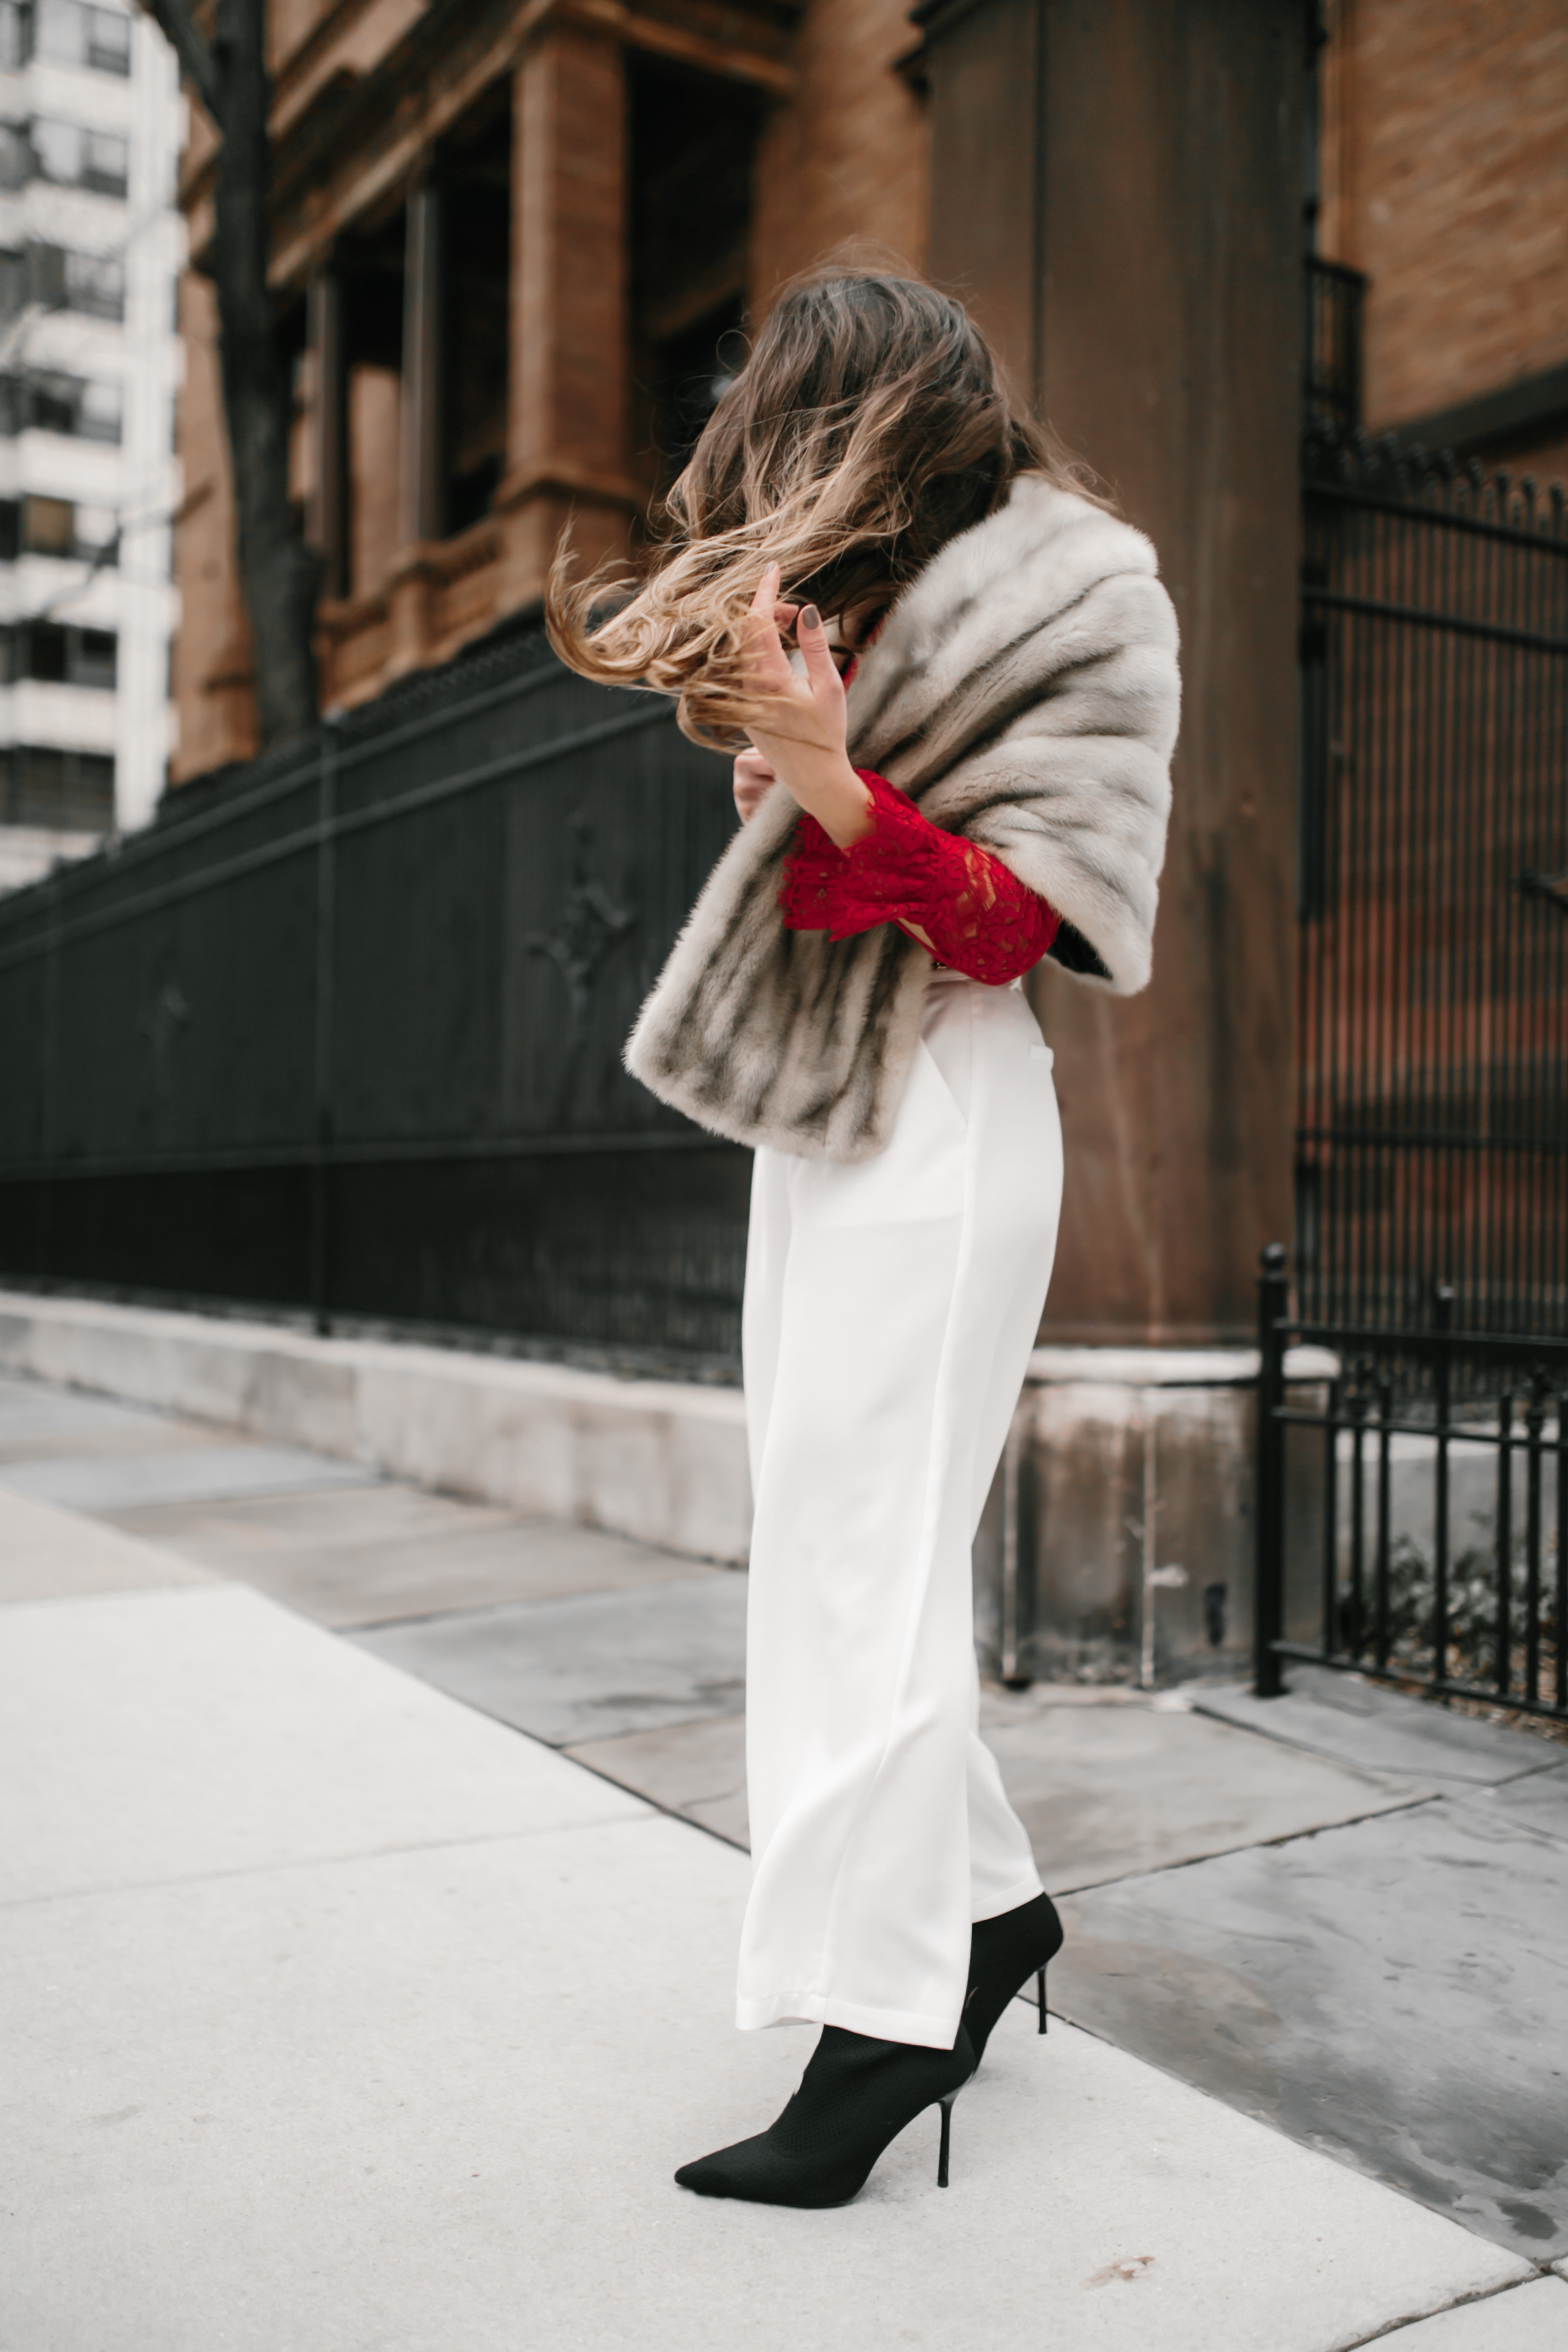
[[1304, 256, 1366, 433], [1296, 429, 1568, 1348], [1256, 426, 1568, 1722], [0, 626, 750, 1372], [1255, 1249, 1567, 1723]]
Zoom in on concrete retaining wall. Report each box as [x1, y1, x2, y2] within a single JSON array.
[[975, 1346, 1335, 1685], [0, 1292, 752, 1565], [0, 1292, 1332, 1680]]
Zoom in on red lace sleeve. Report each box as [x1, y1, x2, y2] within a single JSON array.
[[779, 770, 1061, 986]]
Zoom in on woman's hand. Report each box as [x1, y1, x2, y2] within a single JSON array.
[[741, 563, 873, 849], [733, 747, 777, 824]]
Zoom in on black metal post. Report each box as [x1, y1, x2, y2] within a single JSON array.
[[1523, 1373, 1545, 1707], [309, 718, 339, 1336], [1432, 1284, 1453, 1687], [1321, 1374, 1340, 1659], [38, 870, 61, 1281], [1348, 1379, 1368, 1657], [1253, 1242, 1290, 1698], [1495, 1384, 1514, 1699], [1374, 1374, 1392, 1669], [1555, 1388, 1567, 1714]]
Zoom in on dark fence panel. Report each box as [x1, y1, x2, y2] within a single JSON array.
[[1255, 1252, 1567, 1724], [1297, 430, 1568, 1349], [1257, 427, 1568, 1723], [1303, 255, 1366, 433], [0, 628, 750, 1370]]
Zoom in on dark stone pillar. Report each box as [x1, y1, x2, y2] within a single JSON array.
[[921, 0, 1306, 1343], [307, 265, 347, 601], [400, 181, 445, 548]]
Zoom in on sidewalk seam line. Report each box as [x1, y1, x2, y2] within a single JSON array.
[[1190, 1699, 1566, 1787], [1335, 2267, 1555, 2348], [1055, 1790, 1444, 1896], [0, 1806, 689, 1911]]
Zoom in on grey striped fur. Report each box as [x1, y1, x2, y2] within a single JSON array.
[[625, 475, 1180, 1163]]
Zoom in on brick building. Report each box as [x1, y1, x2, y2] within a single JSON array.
[[1313, 0, 1568, 475], [3, 1, 1553, 1683], [169, 1, 1566, 768], [171, 0, 928, 778]]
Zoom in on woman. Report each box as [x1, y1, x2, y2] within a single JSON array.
[[549, 273, 1179, 2207]]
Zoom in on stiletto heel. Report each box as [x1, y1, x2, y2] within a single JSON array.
[[675, 2023, 976, 2208], [936, 2091, 956, 2187], [963, 1892, 1064, 2065]]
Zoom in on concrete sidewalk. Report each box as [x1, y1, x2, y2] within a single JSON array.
[[2, 1370, 1566, 2350]]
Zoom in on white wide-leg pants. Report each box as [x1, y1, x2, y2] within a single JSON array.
[[738, 969, 1064, 2050]]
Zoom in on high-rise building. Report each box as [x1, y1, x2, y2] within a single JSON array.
[[0, 0, 181, 893]]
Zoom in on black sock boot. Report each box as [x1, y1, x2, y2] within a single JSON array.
[[674, 2023, 976, 2208], [964, 1892, 1064, 2065]]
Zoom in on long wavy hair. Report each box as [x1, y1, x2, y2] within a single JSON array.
[[545, 270, 1105, 748]]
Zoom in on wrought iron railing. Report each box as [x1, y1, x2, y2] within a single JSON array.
[[1255, 1248, 1566, 1723], [1304, 256, 1366, 433], [1297, 430, 1568, 1359], [0, 626, 749, 1373], [1261, 427, 1568, 1720]]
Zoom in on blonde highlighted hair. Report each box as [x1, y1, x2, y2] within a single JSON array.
[[545, 270, 1107, 747]]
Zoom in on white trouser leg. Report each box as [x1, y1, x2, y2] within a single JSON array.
[[739, 973, 1063, 2049]]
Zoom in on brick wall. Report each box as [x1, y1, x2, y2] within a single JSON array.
[[170, 0, 927, 782], [1319, 0, 1568, 431]]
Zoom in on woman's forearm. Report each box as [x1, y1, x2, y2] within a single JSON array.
[[761, 745, 875, 849]]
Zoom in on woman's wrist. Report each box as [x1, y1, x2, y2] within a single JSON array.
[[766, 747, 873, 849]]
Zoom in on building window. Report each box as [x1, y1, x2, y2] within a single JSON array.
[[66, 623, 116, 686], [0, 1, 32, 70], [5, 367, 124, 440], [7, 492, 114, 561], [1, 618, 118, 685], [33, 116, 128, 197], [48, 243, 124, 319], [0, 743, 115, 828], [22, 492, 72, 553], [629, 58, 763, 499], [0, 123, 31, 189], [36, 0, 131, 76], [0, 241, 124, 320]]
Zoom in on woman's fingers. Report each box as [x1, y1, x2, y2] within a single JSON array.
[[742, 566, 798, 696], [795, 604, 845, 706]]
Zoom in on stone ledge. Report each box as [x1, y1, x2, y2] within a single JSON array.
[[0, 1297, 1333, 1593], [0, 1291, 750, 1566], [1027, 1345, 1338, 1387]]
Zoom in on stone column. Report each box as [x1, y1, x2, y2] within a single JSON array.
[[307, 266, 347, 603], [387, 182, 445, 676], [399, 182, 445, 548], [497, 9, 638, 612], [922, 0, 1305, 1347], [919, 0, 1307, 1682]]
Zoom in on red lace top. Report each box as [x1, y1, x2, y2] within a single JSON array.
[[778, 769, 1061, 986]]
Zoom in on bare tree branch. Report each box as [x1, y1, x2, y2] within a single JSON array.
[[138, 0, 320, 751], [136, 0, 222, 123]]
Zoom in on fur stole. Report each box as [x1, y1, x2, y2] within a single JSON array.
[[625, 475, 1180, 1162]]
